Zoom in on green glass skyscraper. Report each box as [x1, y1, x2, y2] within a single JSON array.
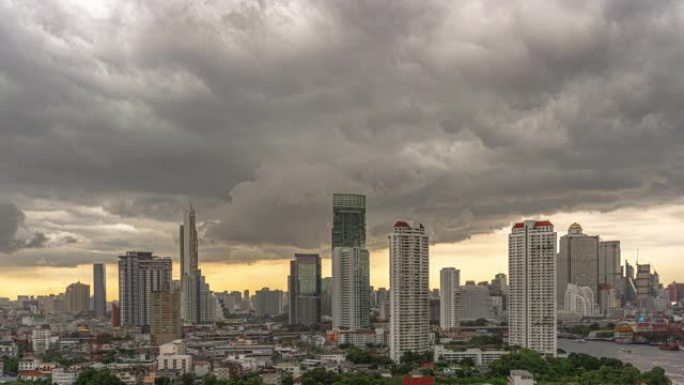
[[332, 193, 366, 248]]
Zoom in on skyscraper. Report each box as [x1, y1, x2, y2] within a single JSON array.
[[93, 263, 107, 318], [461, 281, 491, 321], [65, 282, 90, 314], [180, 204, 198, 277], [331, 193, 370, 330], [118, 251, 172, 327], [332, 194, 366, 249], [557, 223, 599, 308], [598, 240, 621, 312], [150, 287, 182, 345], [179, 204, 215, 324], [439, 267, 461, 330], [288, 254, 322, 326], [389, 221, 430, 362], [509, 220, 557, 356], [321, 277, 333, 318], [254, 288, 284, 317], [332, 247, 370, 330]]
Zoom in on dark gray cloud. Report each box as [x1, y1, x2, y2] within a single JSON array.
[[0, 202, 25, 252], [1, 0, 684, 266]]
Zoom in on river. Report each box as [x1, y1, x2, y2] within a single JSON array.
[[558, 339, 684, 385]]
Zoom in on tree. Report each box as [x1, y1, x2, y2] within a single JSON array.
[[75, 368, 125, 385], [641, 367, 671, 385], [619, 365, 641, 385], [2, 355, 19, 375], [155, 377, 172, 385], [175, 373, 195, 385], [281, 372, 294, 385]]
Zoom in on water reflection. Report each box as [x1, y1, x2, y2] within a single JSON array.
[[558, 340, 684, 385]]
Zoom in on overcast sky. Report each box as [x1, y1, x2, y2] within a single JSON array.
[[1, 0, 684, 296]]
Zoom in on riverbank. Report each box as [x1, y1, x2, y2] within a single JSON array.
[[559, 339, 684, 385]]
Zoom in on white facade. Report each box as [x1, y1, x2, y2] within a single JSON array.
[[332, 247, 370, 330], [439, 268, 461, 330], [157, 340, 192, 374], [509, 220, 557, 356], [51, 368, 78, 385], [434, 346, 508, 366], [509, 370, 535, 385], [563, 283, 595, 317], [31, 328, 51, 354], [389, 221, 430, 362]]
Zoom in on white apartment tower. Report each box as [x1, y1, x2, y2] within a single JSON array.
[[332, 247, 371, 330], [439, 267, 461, 330], [389, 221, 430, 363], [509, 220, 557, 356]]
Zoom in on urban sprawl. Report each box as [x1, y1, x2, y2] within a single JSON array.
[[0, 194, 681, 385]]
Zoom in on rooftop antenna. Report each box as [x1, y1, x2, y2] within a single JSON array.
[[636, 248, 639, 265]]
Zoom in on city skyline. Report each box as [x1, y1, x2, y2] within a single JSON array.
[[0, 205, 679, 301], [1, 1, 684, 383], [3, 1, 684, 302]]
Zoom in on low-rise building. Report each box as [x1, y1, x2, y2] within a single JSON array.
[[509, 370, 534, 385], [51, 368, 79, 385], [157, 340, 192, 374], [433, 346, 508, 366]]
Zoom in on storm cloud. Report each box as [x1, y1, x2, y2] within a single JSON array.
[[1, 0, 684, 266]]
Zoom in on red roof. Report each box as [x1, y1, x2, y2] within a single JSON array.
[[394, 221, 410, 228], [512, 222, 524, 229], [534, 220, 553, 227], [403, 377, 435, 385]]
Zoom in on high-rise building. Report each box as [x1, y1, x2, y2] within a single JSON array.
[[180, 204, 198, 278], [331, 193, 369, 330], [491, 273, 508, 295], [332, 247, 370, 330], [509, 220, 557, 356], [321, 277, 333, 318], [254, 288, 284, 317], [389, 221, 430, 362], [112, 302, 121, 327], [288, 254, 322, 326], [461, 281, 490, 321], [636, 263, 653, 309], [118, 251, 172, 327], [150, 287, 182, 345], [332, 194, 366, 249], [179, 205, 215, 324], [243, 290, 251, 311], [557, 223, 599, 308], [562, 283, 595, 317], [65, 282, 90, 314], [598, 240, 621, 312], [375, 287, 390, 321], [439, 267, 461, 330], [93, 263, 107, 318]]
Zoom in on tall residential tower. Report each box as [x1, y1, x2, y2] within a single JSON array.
[[509, 220, 557, 356], [439, 267, 461, 330], [118, 251, 172, 327], [389, 221, 430, 362]]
